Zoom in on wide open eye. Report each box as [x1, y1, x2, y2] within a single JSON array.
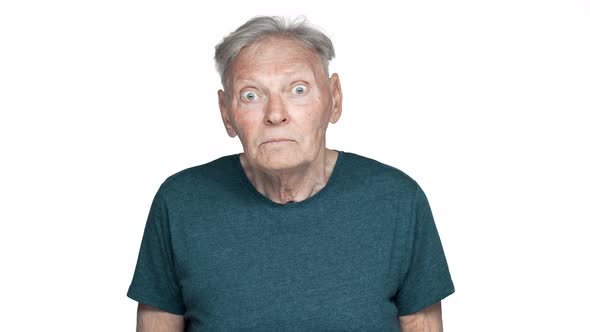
[[241, 90, 259, 101], [292, 84, 308, 95]]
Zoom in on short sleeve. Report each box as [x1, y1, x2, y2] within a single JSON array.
[[126, 188, 186, 315], [393, 185, 455, 316]]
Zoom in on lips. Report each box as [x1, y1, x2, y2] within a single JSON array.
[[263, 138, 293, 144]]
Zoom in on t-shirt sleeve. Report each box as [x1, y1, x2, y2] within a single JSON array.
[[126, 188, 186, 315], [393, 184, 455, 316]]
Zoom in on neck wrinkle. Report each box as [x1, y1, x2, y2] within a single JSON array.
[[239, 148, 338, 205]]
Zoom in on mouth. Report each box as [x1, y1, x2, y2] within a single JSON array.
[[263, 138, 293, 144]]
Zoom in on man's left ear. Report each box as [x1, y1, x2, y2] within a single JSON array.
[[328, 73, 343, 124]]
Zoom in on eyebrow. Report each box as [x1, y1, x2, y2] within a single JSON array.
[[233, 62, 315, 83], [233, 78, 262, 86], [234, 72, 312, 87]]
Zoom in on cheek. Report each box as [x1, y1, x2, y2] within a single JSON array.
[[233, 108, 263, 140], [297, 109, 327, 141], [306, 96, 331, 125]]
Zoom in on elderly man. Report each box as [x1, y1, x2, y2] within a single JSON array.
[[127, 16, 455, 331]]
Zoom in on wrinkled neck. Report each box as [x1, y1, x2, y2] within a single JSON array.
[[239, 148, 339, 205]]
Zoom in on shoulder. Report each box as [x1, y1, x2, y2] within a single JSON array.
[[155, 153, 239, 199], [341, 151, 420, 196]]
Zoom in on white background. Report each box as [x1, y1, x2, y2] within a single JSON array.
[[1, 0, 589, 330]]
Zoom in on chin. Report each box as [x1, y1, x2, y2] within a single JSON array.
[[256, 149, 304, 171]]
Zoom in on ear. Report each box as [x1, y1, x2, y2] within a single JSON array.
[[328, 73, 342, 124], [218, 89, 237, 137]]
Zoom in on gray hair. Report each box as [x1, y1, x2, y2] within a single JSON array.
[[214, 15, 336, 92]]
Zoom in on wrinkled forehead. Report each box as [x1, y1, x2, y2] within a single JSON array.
[[228, 38, 326, 84]]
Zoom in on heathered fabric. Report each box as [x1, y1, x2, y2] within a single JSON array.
[[127, 150, 455, 331]]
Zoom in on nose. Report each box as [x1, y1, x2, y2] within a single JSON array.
[[264, 94, 288, 125]]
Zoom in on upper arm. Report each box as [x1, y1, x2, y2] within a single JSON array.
[[393, 185, 454, 316], [399, 301, 443, 332], [137, 303, 185, 332]]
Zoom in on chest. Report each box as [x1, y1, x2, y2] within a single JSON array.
[[171, 205, 404, 330]]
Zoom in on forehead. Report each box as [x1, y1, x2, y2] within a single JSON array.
[[231, 38, 324, 82]]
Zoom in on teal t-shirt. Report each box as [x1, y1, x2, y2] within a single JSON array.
[[127, 150, 455, 331]]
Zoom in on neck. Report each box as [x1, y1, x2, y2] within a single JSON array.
[[239, 148, 338, 205]]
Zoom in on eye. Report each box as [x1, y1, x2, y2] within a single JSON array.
[[241, 90, 259, 101], [292, 84, 307, 95]]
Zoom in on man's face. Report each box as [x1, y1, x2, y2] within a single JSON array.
[[218, 38, 342, 172]]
